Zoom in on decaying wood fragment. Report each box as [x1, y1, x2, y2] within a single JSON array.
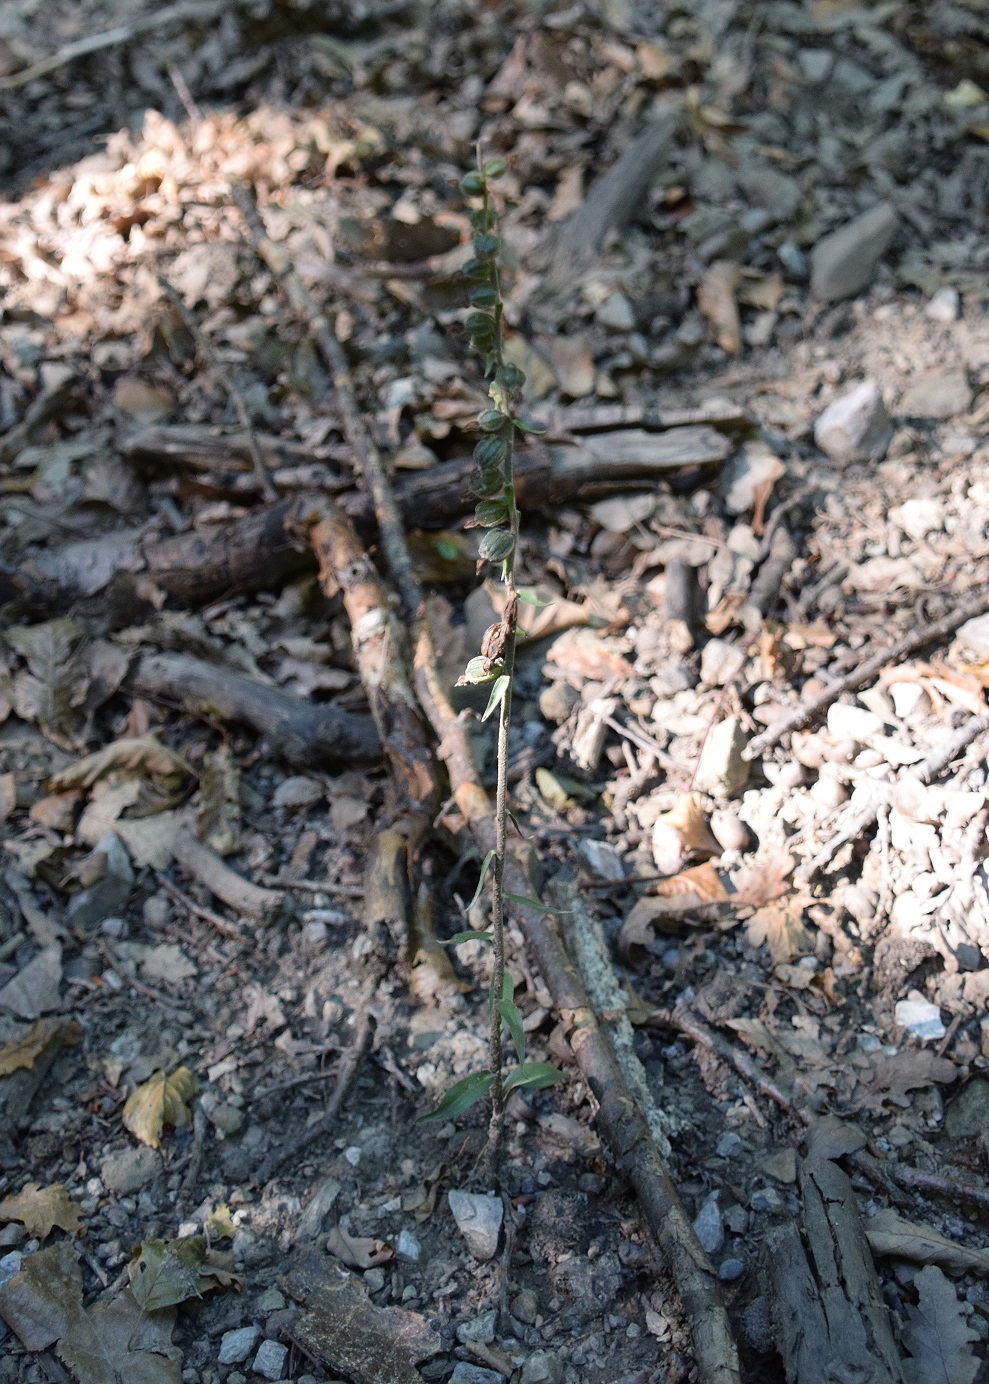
[[768, 1157, 903, 1384], [171, 827, 285, 923], [130, 652, 380, 768]]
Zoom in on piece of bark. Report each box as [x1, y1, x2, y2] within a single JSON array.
[[746, 524, 797, 618], [768, 1158, 903, 1384], [130, 652, 380, 768], [535, 399, 750, 436], [541, 114, 680, 293], [120, 423, 350, 482]]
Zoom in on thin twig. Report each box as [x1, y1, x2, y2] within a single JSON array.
[[157, 874, 244, 940], [259, 873, 364, 898], [745, 588, 989, 760], [158, 280, 278, 502]]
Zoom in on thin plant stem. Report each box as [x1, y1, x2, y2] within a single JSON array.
[[486, 623, 516, 1169]]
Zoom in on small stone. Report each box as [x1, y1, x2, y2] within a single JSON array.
[[777, 241, 808, 278], [456, 1309, 497, 1344], [547, 336, 595, 398], [101, 1146, 162, 1195], [895, 995, 945, 1042], [512, 1289, 539, 1324], [210, 1104, 245, 1136], [596, 291, 636, 331], [0, 1252, 23, 1290], [900, 369, 972, 420], [719, 1258, 746, 1282], [539, 682, 579, 725], [957, 612, 989, 660], [888, 682, 926, 719], [520, 1351, 564, 1384], [448, 1190, 503, 1261], [710, 811, 749, 853], [723, 1204, 748, 1234], [716, 1132, 744, 1159], [700, 638, 744, 687], [798, 48, 833, 82], [891, 497, 944, 540], [577, 838, 625, 881], [218, 1326, 260, 1365], [449, 1366, 503, 1384], [66, 832, 134, 929], [814, 380, 892, 464], [945, 1078, 989, 1138], [925, 287, 960, 323], [252, 1339, 288, 1380], [750, 1186, 784, 1213], [810, 202, 898, 302], [827, 703, 884, 741], [257, 1288, 285, 1312], [761, 1149, 797, 1183], [694, 716, 749, 797], [692, 1192, 724, 1256], [363, 1268, 385, 1292], [397, 1228, 420, 1261]]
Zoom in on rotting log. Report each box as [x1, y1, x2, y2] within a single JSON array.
[[129, 652, 380, 768]]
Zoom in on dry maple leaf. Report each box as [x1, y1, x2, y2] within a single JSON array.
[[0, 1018, 63, 1077], [123, 1067, 196, 1149], [732, 848, 795, 908], [746, 897, 813, 964], [0, 1183, 83, 1241], [655, 860, 729, 903]]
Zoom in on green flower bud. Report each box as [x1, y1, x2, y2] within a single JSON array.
[[471, 466, 503, 497], [475, 498, 510, 527], [465, 311, 493, 331], [474, 435, 509, 466], [469, 285, 498, 307], [483, 157, 507, 178], [472, 233, 499, 257], [463, 258, 492, 281], [479, 529, 515, 562], [462, 655, 499, 684], [495, 363, 525, 391], [478, 409, 508, 431], [471, 208, 496, 231], [461, 171, 485, 196]]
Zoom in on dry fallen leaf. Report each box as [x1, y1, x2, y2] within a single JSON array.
[[732, 849, 795, 907], [123, 1067, 197, 1149], [49, 736, 193, 792], [652, 792, 722, 875], [865, 1210, 989, 1277], [697, 260, 742, 355], [129, 1236, 243, 1311], [0, 1183, 83, 1241], [0, 1017, 66, 1077], [655, 860, 730, 903], [901, 1265, 979, 1384], [326, 1225, 395, 1270], [746, 897, 813, 964]]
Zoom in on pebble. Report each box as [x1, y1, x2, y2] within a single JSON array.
[[891, 497, 944, 540], [777, 240, 808, 278], [210, 1104, 245, 1136], [512, 1289, 539, 1324], [814, 380, 892, 464], [520, 1351, 564, 1384], [700, 637, 744, 687], [397, 1227, 421, 1261], [810, 202, 898, 301], [710, 810, 749, 853], [694, 716, 750, 797], [957, 612, 989, 660], [826, 703, 884, 741], [457, 1309, 497, 1345], [218, 1326, 260, 1366], [448, 1189, 503, 1261], [719, 1258, 746, 1282], [761, 1148, 797, 1183], [363, 1268, 385, 1292], [692, 1192, 725, 1256], [723, 1204, 748, 1234], [596, 290, 636, 331], [539, 682, 579, 725], [894, 996, 945, 1042], [577, 838, 625, 881], [101, 1146, 162, 1195], [257, 1288, 285, 1312], [449, 1366, 503, 1384], [750, 1187, 784, 1213], [798, 48, 834, 82], [900, 368, 972, 420], [716, 1132, 744, 1159], [0, 1252, 23, 1290], [809, 768, 848, 810], [252, 1339, 288, 1380], [925, 286, 960, 323]]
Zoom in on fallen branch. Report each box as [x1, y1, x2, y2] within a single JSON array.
[[172, 827, 285, 923], [745, 587, 989, 760], [129, 652, 381, 768]]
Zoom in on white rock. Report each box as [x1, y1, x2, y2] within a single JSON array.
[[721, 441, 785, 515], [700, 638, 745, 687], [956, 612, 989, 659], [809, 767, 848, 810], [894, 995, 945, 1042], [694, 717, 750, 797], [219, 1326, 260, 1365], [900, 369, 972, 420], [397, 1227, 421, 1261], [826, 704, 884, 741], [577, 838, 625, 881], [925, 286, 960, 323], [596, 291, 636, 331], [448, 1190, 503, 1261], [710, 810, 749, 853], [252, 1339, 288, 1380], [814, 380, 892, 464], [892, 497, 945, 540]]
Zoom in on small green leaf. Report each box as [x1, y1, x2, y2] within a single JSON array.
[[481, 674, 511, 723], [420, 1069, 494, 1122], [478, 409, 509, 432], [465, 310, 493, 331], [469, 285, 498, 307], [441, 929, 493, 946], [517, 588, 554, 608], [479, 529, 515, 562], [504, 1062, 563, 1093], [461, 172, 485, 195], [514, 417, 548, 435], [483, 157, 507, 178], [471, 207, 497, 231], [496, 363, 525, 391], [497, 997, 527, 1063], [465, 849, 496, 911], [503, 892, 570, 916], [475, 498, 509, 528]]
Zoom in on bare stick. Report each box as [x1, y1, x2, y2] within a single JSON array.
[[172, 828, 285, 923], [745, 587, 989, 759], [0, 0, 223, 91], [158, 280, 278, 502], [157, 874, 244, 940]]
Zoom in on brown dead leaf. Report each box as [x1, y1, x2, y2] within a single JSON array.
[[856, 1049, 957, 1112], [401, 1162, 447, 1223], [738, 269, 784, 311], [123, 1067, 196, 1149], [113, 377, 173, 421], [697, 261, 742, 355], [866, 1210, 989, 1277], [0, 1183, 83, 1241], [656, 860, 730, 902], [0, 772, 14, 822], [732, 849, 795, 907], [746, 897, 813, 964], [652, 792, 722, 876], [49, 736, 193, 793], [0, 1017, 67, 1077], [326, 1225, 395, 1270]]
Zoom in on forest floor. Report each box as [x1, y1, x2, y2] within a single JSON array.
[[1, 2, 989, 1383]]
